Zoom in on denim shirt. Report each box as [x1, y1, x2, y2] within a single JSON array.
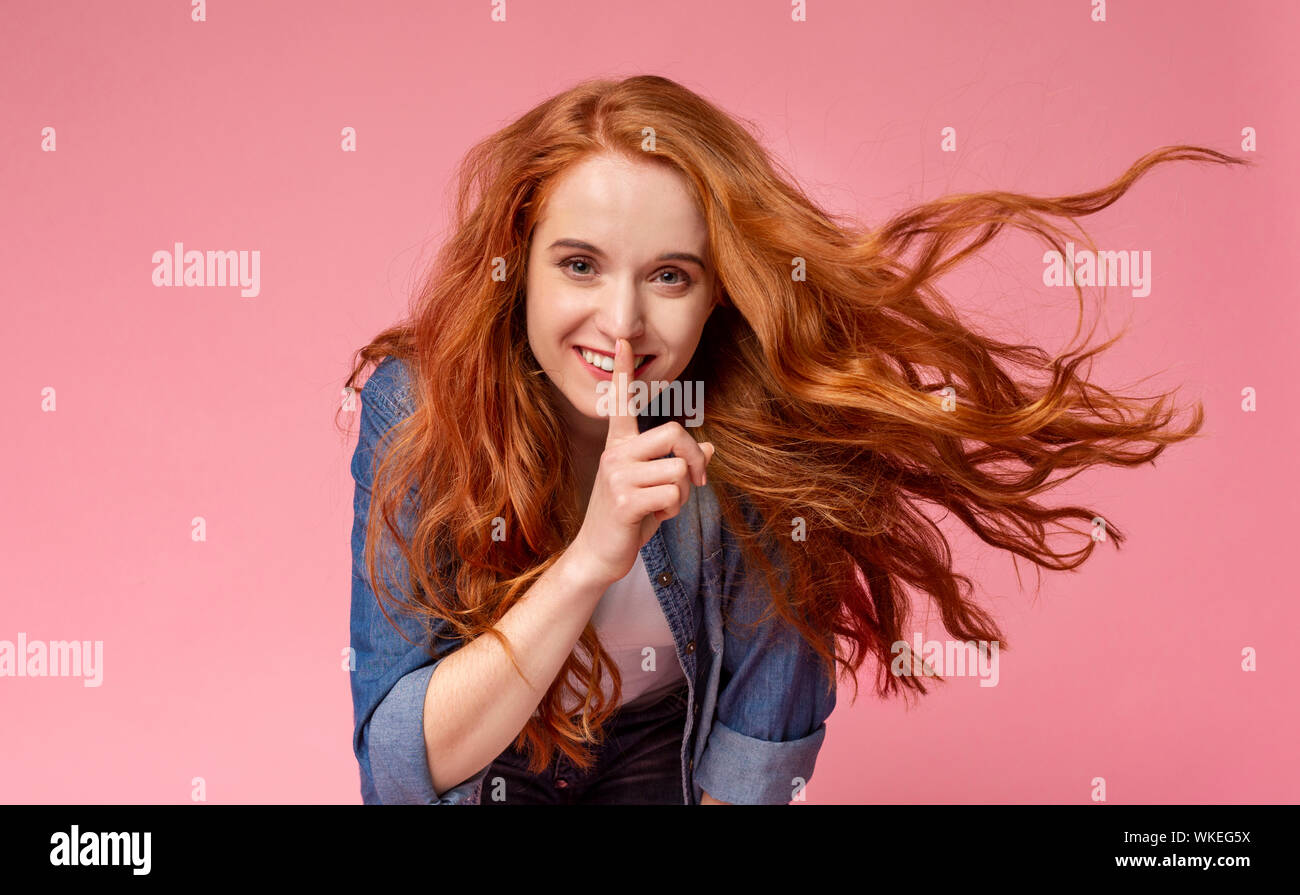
[[349, 355, 837, 805]]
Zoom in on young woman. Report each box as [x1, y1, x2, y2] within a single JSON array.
[[342, 75, 1247, 805]]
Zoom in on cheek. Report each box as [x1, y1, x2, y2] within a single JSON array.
[[524, 287, 560, 337], [664, 321, 705, 355], [534, 293, 589, 336]]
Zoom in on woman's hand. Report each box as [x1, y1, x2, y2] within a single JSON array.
[[569, 337, 715, 587]]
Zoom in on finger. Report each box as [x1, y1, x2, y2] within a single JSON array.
[[621, 456, 690, 489], [624, 422, 711, 487], [701, 442, 714, 485], [624, 483, 682, 523], [620, 458, 692, 523], [604, 338, 640, 448]]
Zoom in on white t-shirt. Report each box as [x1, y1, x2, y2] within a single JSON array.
[[560, 551, 685, 715]]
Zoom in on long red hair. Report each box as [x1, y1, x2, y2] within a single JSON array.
[[338, 74, 1251, 773]]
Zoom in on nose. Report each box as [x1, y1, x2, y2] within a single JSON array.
[[595, 276, 645, 346]]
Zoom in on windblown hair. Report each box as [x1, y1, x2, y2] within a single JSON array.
[[338, 74, 1250, 773]]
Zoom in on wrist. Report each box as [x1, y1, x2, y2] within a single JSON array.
[[555, 544, 617, 593]]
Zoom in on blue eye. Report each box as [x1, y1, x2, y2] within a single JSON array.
[[558, 257, 692, 289], [558, 257, 595, 277]]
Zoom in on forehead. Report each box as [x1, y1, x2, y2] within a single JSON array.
[[535, 154, 708, 251]]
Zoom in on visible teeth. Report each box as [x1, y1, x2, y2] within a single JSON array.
[[581, 347, 646, 372]]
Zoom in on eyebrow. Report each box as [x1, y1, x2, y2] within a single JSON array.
[[546, 238, 709, 271]]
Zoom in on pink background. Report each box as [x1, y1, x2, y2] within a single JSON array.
[[3, 0, 1296, 803]]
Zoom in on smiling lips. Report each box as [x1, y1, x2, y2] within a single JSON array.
[[574, 345, 654, 378]]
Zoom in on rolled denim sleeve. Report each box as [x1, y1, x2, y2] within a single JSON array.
[[349, 356, 491, 805], [367, 664, 490, 805], [694, 500, 837, 805]]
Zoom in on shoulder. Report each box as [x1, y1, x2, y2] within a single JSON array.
[[362, 355, 415, 416]]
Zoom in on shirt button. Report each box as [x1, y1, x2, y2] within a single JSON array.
[[685, 640, 695, 653], [657, 571, 673, 586]]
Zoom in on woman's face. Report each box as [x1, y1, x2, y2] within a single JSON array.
[[525, 152, 716, 448]]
